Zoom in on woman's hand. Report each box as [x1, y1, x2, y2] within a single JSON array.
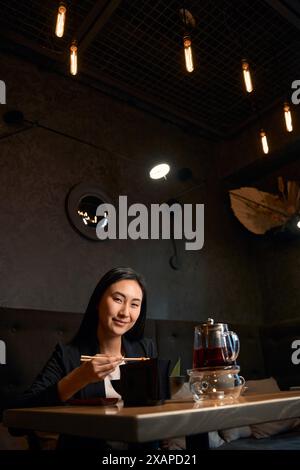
[[57, 354, 123, 402], [78, 354, 124, 385]]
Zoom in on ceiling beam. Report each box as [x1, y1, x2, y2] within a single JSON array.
[[0, 29, 66, 63], [264, 0, 300, 31], [222, 136, 300, 188], [77, 65, 225, 140], [76, 0, 122, 53], [226, 95, 286, 139], [0, 29, 224, 140]]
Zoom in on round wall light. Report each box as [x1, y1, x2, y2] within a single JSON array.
[[66, 183, 111, 241], [149, 163, 170, 180]]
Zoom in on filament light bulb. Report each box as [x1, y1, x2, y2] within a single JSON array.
[[70, 42, 78, 76], [242, 59, 253, 93], [183, 35, 194, 73], [284, 103, 293, 132], [260, 130, 269, 154], [55, 3, 66, 38]]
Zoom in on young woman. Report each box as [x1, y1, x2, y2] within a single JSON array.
[[11, 267, 157, 449]]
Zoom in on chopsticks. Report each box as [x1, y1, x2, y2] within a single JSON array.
[[80, 355, 150, 362]]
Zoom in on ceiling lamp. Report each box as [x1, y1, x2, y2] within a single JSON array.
[[70, 41, 78, 75], [149, 163, 170, 180], [283, 102, 293, 132], [183, 34, 194, 73], [242, 59, 253, 93], [260, 129, 269, 154], [55, 2, 67, 38], [180, 8, 196, 73]]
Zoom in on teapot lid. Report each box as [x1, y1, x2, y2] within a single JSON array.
[[197, 317, 228, 329]]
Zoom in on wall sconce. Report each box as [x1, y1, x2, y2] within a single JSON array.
[[149, 163, 170, 180], [66, 183, 111, 241]]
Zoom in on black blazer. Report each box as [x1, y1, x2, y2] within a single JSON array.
[[13, 336, 157, 408], [6, 337, 158, 449]]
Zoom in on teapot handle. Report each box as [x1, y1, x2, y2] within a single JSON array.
[[239, 376, 247, 394], [224, 330, 240, 362], [239, 375, 245, 386]]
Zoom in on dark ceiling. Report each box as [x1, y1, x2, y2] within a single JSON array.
[[0, 0, 299, 140]]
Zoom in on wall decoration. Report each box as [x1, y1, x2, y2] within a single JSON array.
[[229, 177, 300, 236], [66, 183, 111, 241]]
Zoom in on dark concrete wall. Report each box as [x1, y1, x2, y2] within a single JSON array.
[[0, 53, 263, 324], [218, 101, 300, 324], [252, 153, 300, 324]]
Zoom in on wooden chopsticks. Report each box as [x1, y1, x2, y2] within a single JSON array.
[[80, 355, 150, 362]]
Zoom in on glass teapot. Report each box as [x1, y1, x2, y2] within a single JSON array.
[[193, 318, 240, 368]]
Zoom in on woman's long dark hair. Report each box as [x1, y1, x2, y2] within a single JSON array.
[[72, 267, 147, 346]]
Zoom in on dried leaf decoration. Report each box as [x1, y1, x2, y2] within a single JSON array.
[[229, 178, 300, 235]]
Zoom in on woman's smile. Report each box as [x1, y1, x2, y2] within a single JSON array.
[[112, 318, 129, 326]]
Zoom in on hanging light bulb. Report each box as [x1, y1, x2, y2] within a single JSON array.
[[55, 3, 67, 38], [260, 129, 269, 154], [180, 8, 196, 73], [183, 34, 194, 73], [283, 102, 293, 132], [242, 59, 253, 93], [70, 41, 78, 76]]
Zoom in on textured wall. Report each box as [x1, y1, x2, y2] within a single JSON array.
[[252, 156, 300, 324], [253, 235, 300, 323], [218, 102, 300, 324], [0, 52, 263, 324]]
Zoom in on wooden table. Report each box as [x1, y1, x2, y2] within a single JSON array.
[[4, 391, 300, 443]]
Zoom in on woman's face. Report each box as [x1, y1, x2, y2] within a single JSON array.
[[98, 279, 143, 337]]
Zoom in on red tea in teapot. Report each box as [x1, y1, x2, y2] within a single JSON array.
[[193, 347, 229, 368], [193, 318, 240, 368]]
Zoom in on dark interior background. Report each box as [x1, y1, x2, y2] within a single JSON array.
[[0, 0, 300, 325]]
